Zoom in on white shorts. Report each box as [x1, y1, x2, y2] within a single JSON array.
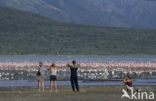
[[126, 85, 133, 91]]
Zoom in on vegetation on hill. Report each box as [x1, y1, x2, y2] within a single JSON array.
[[0, 6, 156, 55]]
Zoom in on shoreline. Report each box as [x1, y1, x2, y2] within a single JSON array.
[[0, 86, 155, 101], [0, 85, 156, 91], [0, 79, 156, 87]]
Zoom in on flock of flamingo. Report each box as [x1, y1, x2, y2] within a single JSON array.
[[0, 60, 156, 80]]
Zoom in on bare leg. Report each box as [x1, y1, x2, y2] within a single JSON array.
[[54, 80, 58, 92], [38, 80, 41, 91], [50, 81, 53, 91], [42, 81, 45, 92]]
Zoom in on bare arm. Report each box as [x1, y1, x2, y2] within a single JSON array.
[[38, 67, 40, 71], [66, 63, 72, 67], [127, 79, 131, 83], [77, 63, 80, 68], [123, 79, 127, 83]]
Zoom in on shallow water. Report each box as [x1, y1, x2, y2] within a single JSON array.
[[0, 56, 156, 87], [0, 79, 156, 87]]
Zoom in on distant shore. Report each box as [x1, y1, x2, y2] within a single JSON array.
[[1, 54, 156, 56]]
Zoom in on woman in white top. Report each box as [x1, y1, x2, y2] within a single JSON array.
[[48, 63, 58, 92]]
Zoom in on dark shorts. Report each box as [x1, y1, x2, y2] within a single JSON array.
[[50, 75, 57, 81]]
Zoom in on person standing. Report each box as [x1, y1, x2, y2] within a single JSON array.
[[48, 63, 58, 92], [67, 60, 80, 92], [38, 62, 46, 92]]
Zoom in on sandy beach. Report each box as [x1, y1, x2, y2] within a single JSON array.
[[0, 86, 155, 101]]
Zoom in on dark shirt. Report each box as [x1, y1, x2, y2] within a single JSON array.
[[67, 64, 80, 76], [70, 67, 78, 76], [125, 81, 133, 87], [128, 81, 133, 87]]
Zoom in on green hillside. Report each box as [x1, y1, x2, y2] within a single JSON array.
[[0, 6, 156, 55]]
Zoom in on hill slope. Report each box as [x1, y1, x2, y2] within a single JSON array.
[[0, 6, 156, 55], [0, 0, 156, 29]]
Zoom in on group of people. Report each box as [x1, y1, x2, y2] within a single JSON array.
[[37, 60, 80, 92], [37, 60, 133, 93]]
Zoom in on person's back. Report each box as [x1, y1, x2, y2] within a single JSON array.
[[69, 64, 80, 76], [67, 60, 80, 92], [38, 62, 46, 92], [40, 66, 46, 76], [128, 80, 133, 87], [50, 67, 57, 76], [49, 63, 58, 92]]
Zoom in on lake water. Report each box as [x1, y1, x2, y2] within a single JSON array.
[[0, 56, 156, 86], [0, 79, 156, 87]]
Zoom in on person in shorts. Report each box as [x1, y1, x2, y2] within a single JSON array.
[[38, 62, 46, 92], [48, 63, 58, 92]]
